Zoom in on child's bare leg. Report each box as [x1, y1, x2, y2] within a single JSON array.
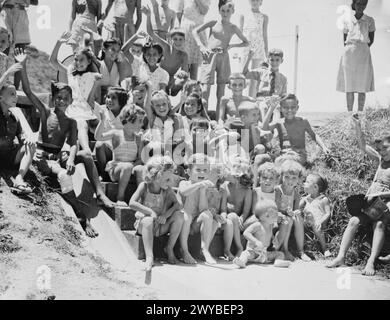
[[346, 92, 354, 112], [228, 212, 243, 257], [76, 120, 92, 154], [202, 84, 211, 108], [14, 144, 35, 187], [223, 219, 234, 260], [140, 217, 155, 270], [160, 211, 184, 264], [248, 58, 261, 98], [313, 228, 327, 253], [189, 64, 198, 81], [294, 215, 311, 261], [179, 211, 197, 264], [233, 250, 251, 268], [76, 150, 114, 209], [95, 141, 112, 177], [216, 83, 226, 119], [276, 217, 294, 261], [114, 163, 133, 203], [198, 210, 218, 264], [327, 216, 360, 267], [132, 165, 144, 186], [267, 250, 285, 263], [362, 219, 387, 276], [358, 93, 366, 112]]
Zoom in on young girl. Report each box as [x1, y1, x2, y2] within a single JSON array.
[[336, 0, 375, 111], [95, 104, 145, 206], [179, 93, 210, 138], [190, 118, 211, 155], [328, 115, 390, 276], [0, 26, 14, 86], [174, 79, 208, 113], [129, 155, 184, 270], [274, 160, 309, 262], [300, 174, 332, 258], [239, 0, 269, 98]]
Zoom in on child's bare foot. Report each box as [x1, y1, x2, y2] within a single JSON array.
[[274, 259, 291, 268], [85, 220, 98, 238], [165, 247, 180, 265], [97, 193, 115, 209], [202, 249, 217, 264], [378, 254, 390, 263], [233, 257, 246, 268], [182, 251, 197, 264], [324, 250, 332, 259], [299, 252, 312, 262], [362, 259, 376, 276], [224, 250, 235, 261], [284, 251, 295, 261], [145, 256, 154, 271], [235, 247, 243, 258], [326, 256, 345, 268]]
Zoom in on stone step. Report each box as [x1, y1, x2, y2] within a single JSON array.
[[101, 180, 137, 204], [114, 206, 136, 231]]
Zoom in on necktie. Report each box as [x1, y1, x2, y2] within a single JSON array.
[[269, 71, 276, 96]]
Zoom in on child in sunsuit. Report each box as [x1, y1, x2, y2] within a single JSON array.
[[150, 0, 176, 40], [262, 94, 331, 166], [219, 73, 255, 124], [193, 0, 249, 116], [234, 200, 287, 268], [179, 93, 209, 139], [327, 115, 390, 276], [300, 173, 332, 258], [129, 155, 184, 270], [142, 4, 189, 96], [95, 104, 145, 206]]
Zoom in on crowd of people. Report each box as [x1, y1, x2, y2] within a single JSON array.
[[0, 0, 389, 275]]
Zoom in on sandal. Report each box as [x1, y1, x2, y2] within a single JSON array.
[[11, 182, 33, 195]]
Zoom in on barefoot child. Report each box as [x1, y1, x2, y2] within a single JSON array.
[[193, 0, 249, 116], [95, 104, 145, 206], [263, 94, 331, 166], [143, 4, 189, 96], [301, 173, 332, 258], [129, 155, 184, 270], [19, 49, 114, 213], [336, 0, 375, 111], [178, 154, 222, 264], [327, 115, 390, 276], [233, 200, 287, 268], [219, 73, 255, 124]]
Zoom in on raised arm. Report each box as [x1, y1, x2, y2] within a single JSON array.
[[304, 119, 330, 155], [263, 14, 269, 55], [193, 20, 217, 53], [50, 32, 72, 74], [194, 0, 210, 16], [103, 0, 114, 20], [0, 62, 22, 89], [261, 98, 279, 132], [135, 0, 142, 32], [352, 115, 380, 160], [121, 32, 143, 62], [69, 0, 76, 31], [143, 5, 170, 53], [143, 81, 155, 127], [94, 109, 115, 141]]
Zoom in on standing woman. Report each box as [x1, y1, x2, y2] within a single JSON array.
[[174, 0, 211, 80], [336, 0, 375, 112], [69, 0, 103, 53]]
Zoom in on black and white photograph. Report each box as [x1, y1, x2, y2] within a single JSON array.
[[0, 0, 390, 304]]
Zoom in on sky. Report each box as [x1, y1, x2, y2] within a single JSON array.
[[28, 0, 390, 112]]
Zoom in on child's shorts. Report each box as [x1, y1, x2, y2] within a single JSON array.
[[246, 247, 268, 264], [134, 212, 165, 237], [0, 144, 21, 168], [2, 6, 30, 44], [199, 51, 231, 85]]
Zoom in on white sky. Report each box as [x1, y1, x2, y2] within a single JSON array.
[[29, 0, 390, 111]]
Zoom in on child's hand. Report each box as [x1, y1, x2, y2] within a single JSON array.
[[137, 30, 149, 38], [200, 180, 214, 189], [59, 31, 72, 43], [156, 215, 167, 225], [214, 213, 225, 225], [200, 47, 213, 61], [24, 135, 37, 148], [14, 48, 27, 64], [6, 63, 23, 75], [94, 73, 102, 81], [66, 159, 76, 175], [314, 221, 322, 232], [141, 5, 152, 16]]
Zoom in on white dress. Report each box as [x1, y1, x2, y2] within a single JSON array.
[[242, 11, 267, 61], [139, 63, 169, 92], [65, 68, 98, 121]]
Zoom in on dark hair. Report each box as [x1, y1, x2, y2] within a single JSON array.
[[183, 79, 202, 96], [229, 73, 246, 83], [180, 93, 210, 120], [142, 42, 163, 64], [280, 93, 299, 106], [218, 0, 234, 10], [310, 174, 328, 193], [106, 86, 129, 108], [72, 48, 95, 74], [130, 76, 148, 90], [169, 28, 185, 38], [98, 38, 122, 61], [120, 104, 146, 125], [352, 0, 368, 10], [190, 118, 210, 131], [51, 81, 72, 98]]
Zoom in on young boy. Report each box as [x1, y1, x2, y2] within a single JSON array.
[[233, 200, 287, 268], [150, 0, 176, 40], [142, 5, 188, 96], [18, 50, 115, 215], [218, 73, 255, 123], [121, 31, 148, 80], [101, 0, 142, 43], [262, 94, 331, 166], [0, 79, 35, 194], [178, 153, 224, 264], [193, 0, 249, 117]]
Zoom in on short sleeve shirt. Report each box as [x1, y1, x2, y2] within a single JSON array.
[[246, 68, 287, 96], [344, 14, 375, 44], [139, 63, 169, 92]]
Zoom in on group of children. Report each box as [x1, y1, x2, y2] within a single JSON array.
[[0, 0, 389, 276]]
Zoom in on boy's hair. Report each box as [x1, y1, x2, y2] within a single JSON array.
[[144, 155, 176, 183], [107, 86, 129, 108], [50, 81, 72, 98], [374, 135, 390, 145], [130, 76, 148, 90], [280, 93, 299, 107], [183, 79, 202, 96], [98, 38, 122, 60], [351, 0, 368, 10], [190, 118, 210, 131], [275, 150, 301, 167], [238, 101, 257, 117], [229, 73, 246, 84], [170, 28, 185, 38], [119, 104, 146, 124], [257, 162, 280, 179], [218, 0, 234, 10], [0, 83, 15, 96], [254, 199, 278, 218], [280, 160, 305, 178], [187, 153, 210, 169], [268, 48, 284, 59], [142, 42, 164, 64], [309, 173, 328, 194]]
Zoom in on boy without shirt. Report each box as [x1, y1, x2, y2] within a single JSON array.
[[193, 0, 249, 118], [18, 51, 114, 224]]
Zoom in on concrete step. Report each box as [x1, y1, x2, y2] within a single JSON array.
[[101, 180, 137, 204], [114, 207, 136, 231]]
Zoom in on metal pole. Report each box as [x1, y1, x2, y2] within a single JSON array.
[[294, 25, 299, 95]]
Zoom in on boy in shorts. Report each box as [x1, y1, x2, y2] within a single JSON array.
[[193, 0, 249, 117]]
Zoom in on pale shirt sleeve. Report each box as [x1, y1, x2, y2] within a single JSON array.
[[368, 16, 376, 32], [159, 68, 169, 86]]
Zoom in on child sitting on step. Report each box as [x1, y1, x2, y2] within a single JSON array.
[[129, 155, 184, 271]]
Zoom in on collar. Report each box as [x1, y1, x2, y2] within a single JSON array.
[[352, 14, 368, 23], [72, 69, 89, 77]]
